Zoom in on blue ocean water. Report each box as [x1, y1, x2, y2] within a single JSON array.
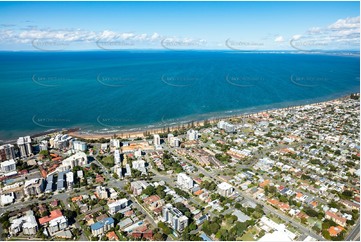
[[0, 51, 359, 141]]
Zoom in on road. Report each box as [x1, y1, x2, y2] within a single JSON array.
[[345, 218, 360, 241]]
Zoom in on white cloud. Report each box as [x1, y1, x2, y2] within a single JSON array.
[[307, 27, 322, 34], [274, 36, 284, 42], [328, 16, 360, 30], [290, 16, 360, 50], [292, 35, 302, 40], [150, 32, 160, 41]]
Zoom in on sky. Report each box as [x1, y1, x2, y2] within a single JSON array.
[[0, 1, 359, 51]]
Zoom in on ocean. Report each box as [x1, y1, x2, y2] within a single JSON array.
[[0, 51, 359, 142]]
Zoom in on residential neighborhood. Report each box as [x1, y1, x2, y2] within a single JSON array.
[[0, 95, 359, 241]]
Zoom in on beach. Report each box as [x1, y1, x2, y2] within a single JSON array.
[[66, 94, 354, 141]]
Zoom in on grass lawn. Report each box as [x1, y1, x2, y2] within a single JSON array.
[[287, 225, 299, 234], [307, 217, 318, 226], [240, 227, 258, 241], [240, 232, 255, 241], [269, 214, 283, 224], [115, 231, 127, 241]]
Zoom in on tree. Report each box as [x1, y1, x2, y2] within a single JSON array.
[[264, 186, 269, 196], [142, 186, 156, 196], [341, 190, 353, 198], [303, 207, 318, 217], [153, 232, 166, 241], [113, 212, 124, 223], [175, 202, 190, 215], [209, 222, 220, 234], [268, 186, 277, 194], [158, 222, 172, 235]]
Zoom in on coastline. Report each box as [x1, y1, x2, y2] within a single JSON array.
[[0, 92, 357, 144], [66, 93, 356, 141]]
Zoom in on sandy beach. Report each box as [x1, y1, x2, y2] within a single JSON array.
[[66, 94, 353, 141]]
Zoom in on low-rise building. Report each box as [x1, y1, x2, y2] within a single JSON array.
[[177, 173, 194, 190], [73, 140, 87, 151], [90, 217, 115, 236], [10, 210, 38, 236], [1, 159, 16, 173], [0, 192, 15, 206], [24, 178, 45, 196], [325, 211, 347, 227], [217, 182, 234, 197], [130, 181, 149, 195], [108, 199, 129, 215], [96, 186, 109, 199]]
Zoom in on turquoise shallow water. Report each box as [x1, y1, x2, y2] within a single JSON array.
[[0, 51, 359, 141]]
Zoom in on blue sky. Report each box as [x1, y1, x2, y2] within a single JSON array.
[[0, 1, 359, 51]]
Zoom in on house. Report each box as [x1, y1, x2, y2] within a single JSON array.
[[96, 174, 105, 183], [48, 216, 68, 234], [144, 195, 164, 210], [38, 209, 63, 225], [328, 226, 344, 237], [340, 200, 360, 210], [232, 209, 251, 223], [38, 209, 68, 234], [118, 218, 133, 230], [259, 180, 270, 188], [325, 211, 347, 227], [106, 231, 119, 241]]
